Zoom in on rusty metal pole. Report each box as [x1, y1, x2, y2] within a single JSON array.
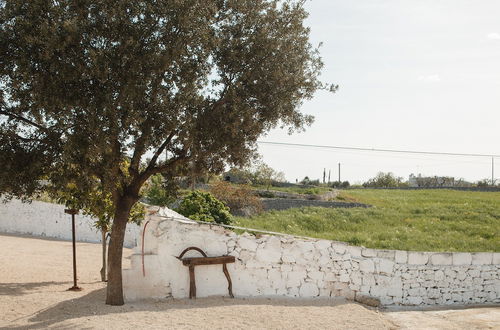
[[65, 209, 82, 291]]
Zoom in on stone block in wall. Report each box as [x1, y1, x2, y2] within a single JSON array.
[[444, 268, 457, 278], [319, 287, 332, 297], [434, 270, 445, 281], [493, 253, 500, 264], [387, 285, 403, 298], [287, 270, 306, 287], [376, 259, 395, 275], [297, 240, 315, 253], [395, 250, 408, 263], [376, 250, 395, 260], [408, 252, 429, 265], [308, 270, 324, 281], [318, 254, 331, 266], [238, 236, 258, 252], [256, 247, 281, 263], [299, 282, 319, 297], [346, 245, 362, 258], [282, 253, 296, 263], [468, 269, 481, 277], [471, 252, 493, 265], [429, 253, 453, 265], [332, 243, 347, 255], [359, 259, 375, 273], [315, 240, 332, 250], [339, 273, 350, 282], [370, 285, 388, 298], [363, 274, 376, 286], [350, 272, 362, 286], [406, 296, 423, 305], [255, 236, 282, 263], [457, 270, 467, 281], [452, 253, 472, 266], [361, 248, 377, 257]]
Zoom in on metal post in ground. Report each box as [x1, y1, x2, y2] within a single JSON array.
[[65, 208, 82, 291]]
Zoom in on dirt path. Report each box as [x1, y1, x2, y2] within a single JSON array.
[[0, 234, 498, 329]]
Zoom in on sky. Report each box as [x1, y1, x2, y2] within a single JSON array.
[[257, 0, 500, 184]]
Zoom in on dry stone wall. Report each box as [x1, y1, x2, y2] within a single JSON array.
[[261, 198, 369, 211], [123, 208, 500, 306]]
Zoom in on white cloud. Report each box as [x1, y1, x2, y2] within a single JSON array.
[[418, 74, 441, 82], [487, 32, 500, 40]]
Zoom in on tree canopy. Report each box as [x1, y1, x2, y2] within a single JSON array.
[[0, 0, 333, 305]]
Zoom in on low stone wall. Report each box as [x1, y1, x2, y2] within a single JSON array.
[[0, 198, 140, 248], [261, 198, 369, 211], [123, 209, 500, 306], [255, 189, 339, 201]]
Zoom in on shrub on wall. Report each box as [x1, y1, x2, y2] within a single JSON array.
[[176, 190, 232, 225], [210, 181, 263, 215]]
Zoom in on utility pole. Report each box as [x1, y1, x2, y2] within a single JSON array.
[[338, 163, 341, 182], [492, 157, 495, 186]]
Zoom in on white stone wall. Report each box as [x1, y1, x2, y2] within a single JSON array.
[[0, 198, 140, 248], [123, 210, 500, 306]]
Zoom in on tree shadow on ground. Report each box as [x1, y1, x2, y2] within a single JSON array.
[[12, 287, 355, 329], [0, 282, 71, 296]]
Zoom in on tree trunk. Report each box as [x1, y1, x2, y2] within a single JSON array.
[[105, 197, 134, 305], [100, 229, 107, 282]]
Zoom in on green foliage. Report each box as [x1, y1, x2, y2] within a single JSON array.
[[0, 0, 329, 204], [177, 190, 232, 225], [143, 174, 177, 207], [300, 176, 320, 186], [226, 161, 286, 188], [53, 180, 144, 232], [363, 172, 407, 188], [235, 189, 500, 252], [476, 179, 493, 187], [253, 163, 276, 189], [331, 181, 350, 188]]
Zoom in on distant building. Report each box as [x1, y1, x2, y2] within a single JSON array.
[[408, 174, 455, 188]]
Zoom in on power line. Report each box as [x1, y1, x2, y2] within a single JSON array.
[[257, 141, 500, 158]]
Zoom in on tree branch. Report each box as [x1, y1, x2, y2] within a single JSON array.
[[0, 110, 48, 131], [130, 151, 188, 194], [145, 130, 176, 171], [129, 122, 153, 177], [149, 152, 188, 176]]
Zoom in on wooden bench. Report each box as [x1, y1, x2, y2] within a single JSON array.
[[176, 246, 235, 299]]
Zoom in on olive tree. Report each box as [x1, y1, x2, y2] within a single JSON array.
[[0, 0, 334, 305]]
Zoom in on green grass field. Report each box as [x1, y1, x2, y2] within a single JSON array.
[[234, 189, 500, 252]]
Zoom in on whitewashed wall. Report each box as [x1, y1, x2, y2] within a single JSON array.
[[124, 209, 500, 306], [0, 199, 140, 248]]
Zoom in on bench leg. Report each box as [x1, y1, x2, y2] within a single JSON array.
[[222, 263, 234, 298], [189, 265, 196, 299]]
